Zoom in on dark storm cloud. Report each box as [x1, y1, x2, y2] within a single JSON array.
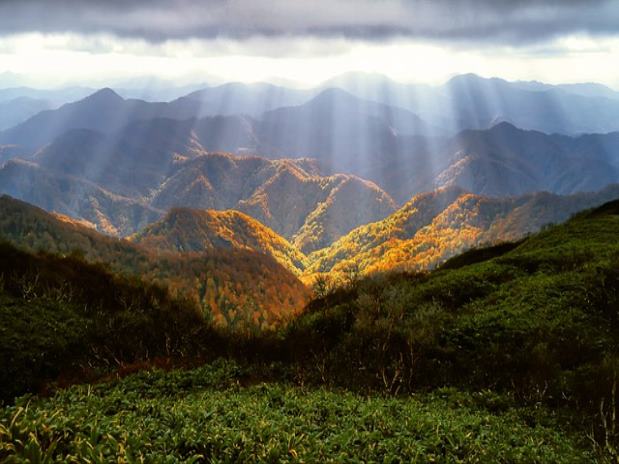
[[0, 0, 617, 43]]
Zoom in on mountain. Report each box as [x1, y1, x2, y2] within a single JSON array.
[[0, 159, 161, 236], [3, 80, 619, 244], [0, 96, 53, 131], [511, 79, 619, 100], [4, 109, 619, 237], [432, 123, 619, 197], [439, 74, 619, 134], [366, 122, 619, 202], [0, 86, 435, 182], [30, 115, 261, 198], [0, 85, 94, 104], [152, 153, 396, 253], [177, 82, 313, 117], [0, 88, 144, 149], [249, 88, 619, 201], [1, 141, 396, 250], [319, 72, 440, 125], [0, 84, 309, 150], [256, 88, 431, 173], [325, 72, 619, 135], [0, 195, 309, 328], [306, 184, 619, 277], [132, 208, 308, 275], [4, 74, 619, 157], [33, 124, 200, 198], [0, 88, 205, 149]]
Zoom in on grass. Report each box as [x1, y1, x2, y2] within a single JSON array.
[[0, 361, 596, 463]]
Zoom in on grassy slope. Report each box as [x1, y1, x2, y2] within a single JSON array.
[[286, 201, 619, 408], [0, 242, 214, 402]]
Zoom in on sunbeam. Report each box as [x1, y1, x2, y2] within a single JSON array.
[[2, 2, 619, 461]]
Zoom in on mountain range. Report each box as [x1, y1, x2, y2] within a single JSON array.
[[322, 72, 619, 134], [2, 72, 619, 144], [2, 111, 618, 233], [0, 144, 396, 252], [2, 80, 619, 205], [0, 74, 619, 292], [4, 172, 619, 291]]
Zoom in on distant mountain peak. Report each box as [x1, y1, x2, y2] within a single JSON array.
[[446, 73, 484, 84], [83, 87, 124, 103], [311, 87, 357, 102], [489, 121, 520, 132], [446, 73, 509, 88]]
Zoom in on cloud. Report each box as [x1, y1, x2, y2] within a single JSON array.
[[0, 0, 617, 44]]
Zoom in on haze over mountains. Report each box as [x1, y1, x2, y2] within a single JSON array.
[[1, 73, 619, 205], [324, 72, 619, 134], [1, 72, 619, 295]]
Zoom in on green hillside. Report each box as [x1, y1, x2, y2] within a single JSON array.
[[3, 199, 619, 461], [285, 200, 619, 411], [0, 242, 212, 402]]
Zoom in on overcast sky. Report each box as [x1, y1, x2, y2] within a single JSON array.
[[1, 0, 618, 88]]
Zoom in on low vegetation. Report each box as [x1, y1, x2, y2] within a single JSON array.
[[287, 203, 619, 410], [0, 362, 597, 463], [2, 199, 619, 460]]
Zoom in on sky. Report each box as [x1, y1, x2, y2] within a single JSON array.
[[0, 0, 618, 89]]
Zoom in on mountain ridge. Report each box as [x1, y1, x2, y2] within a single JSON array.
[[306, 183, 619, 278], [131, 207, 308, 275], [0, 195, 309, 328]]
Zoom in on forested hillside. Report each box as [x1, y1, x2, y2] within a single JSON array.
[[307, 184, 619, 278], [0, 196, 309, 329], [132, 207, 308, 274], [3, 197, 619, 462]]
